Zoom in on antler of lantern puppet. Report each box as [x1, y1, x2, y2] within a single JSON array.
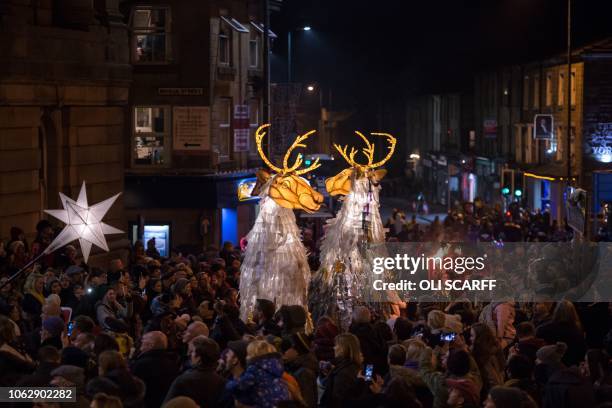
[[333, 131, 397, 171], [255, 124, 321, 175]]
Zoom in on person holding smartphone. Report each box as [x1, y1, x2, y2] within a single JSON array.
[[319, 333, 362, 407]]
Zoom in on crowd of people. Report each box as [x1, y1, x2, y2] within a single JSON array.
[[384, 201, 575, 244], [0, 206, 610, 408]]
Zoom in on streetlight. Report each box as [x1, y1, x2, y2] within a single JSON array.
[[288, 26, 311, 83], [306, 85, 315, 92]]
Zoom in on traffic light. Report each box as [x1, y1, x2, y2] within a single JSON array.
[[514, 188, 522, 197], [501, 187, 511, 196]]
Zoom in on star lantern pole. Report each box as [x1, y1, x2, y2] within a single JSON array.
[[0, 181, 123, 289]]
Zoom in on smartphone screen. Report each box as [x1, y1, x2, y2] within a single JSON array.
[[440, 332, 456, 342], [67, 321, 74, 337], [364, 364, 374, 382]]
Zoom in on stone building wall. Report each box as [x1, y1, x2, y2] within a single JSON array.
[[0, 0, 131, 265]]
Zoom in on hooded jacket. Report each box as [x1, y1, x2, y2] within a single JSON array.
[[226, 352, 290, 408], [285, 352, 318, 408]]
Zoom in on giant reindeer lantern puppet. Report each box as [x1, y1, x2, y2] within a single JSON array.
[[309, 131, 399, 329], [239, 124, 323, 321]]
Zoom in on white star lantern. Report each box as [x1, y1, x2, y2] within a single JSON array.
[[44, 181, 123, 263]]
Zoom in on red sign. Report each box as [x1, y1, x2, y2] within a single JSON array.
[[484, 119, 497, 139]]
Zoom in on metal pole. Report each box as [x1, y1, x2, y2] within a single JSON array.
[[566, 0, 572, 182], [287, 31, 292, 83], [0, 251, 47, 290], [262, 0, 270, 154]]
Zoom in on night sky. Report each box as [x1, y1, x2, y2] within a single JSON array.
[[271, 0, 612, 112]]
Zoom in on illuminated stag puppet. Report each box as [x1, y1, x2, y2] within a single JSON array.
[[310, 131, 398, 328], [239, 124, 324, 321]]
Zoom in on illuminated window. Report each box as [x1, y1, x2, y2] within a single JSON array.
[[133, 107, 170, 166], [131, 7, 171, 63]]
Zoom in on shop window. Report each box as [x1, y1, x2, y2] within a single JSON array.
[[131, 7, 172, 63], [217, 98, 232, 157], [133, 106, 170, 166]]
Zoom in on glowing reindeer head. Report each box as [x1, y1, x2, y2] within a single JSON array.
[[325, 131, 396, 196], [251, 124, 324, 213]]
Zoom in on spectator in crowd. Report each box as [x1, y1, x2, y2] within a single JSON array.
[[165, 335, 227, 407], [226, 339, 289, 407], [319, 333, 362, 407], [131, 331, 180, 407]]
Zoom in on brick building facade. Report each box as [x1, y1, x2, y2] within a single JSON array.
[[0, 1, 131, 264]]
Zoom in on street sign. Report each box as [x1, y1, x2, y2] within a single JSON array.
[[534, 114, 554, 140], [484, 119, 497, 139], [172, 106, 210, 153], [158, 88, 204, 96], [233, 104, 250, 152]]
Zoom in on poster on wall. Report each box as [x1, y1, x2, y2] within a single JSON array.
[[534, 114, 554, 140], [173, 106, 210, 153]]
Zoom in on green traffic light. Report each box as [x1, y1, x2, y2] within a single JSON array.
[[305, 160, 312, 166], [501, 187, 510, 195], [514, 189, 522, 197]]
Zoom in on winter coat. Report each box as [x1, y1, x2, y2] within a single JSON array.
[[313, 320, 338, 362], [87, 369, 145, 408], [419, 347, 482, 408], [16, 361, 60, 386], [226, 352, 290, 408], [536, 321, 586, 367], [543, 367, 596, 408], [0, 346, 35, 386], [285, 352, 318, 408], [319, 358, 360, 408], [349, 322, 388, 375], [164, 363, 228, 408], [95, 299, 132, 331], [130, 349, 181, 408], [480, 302, 516, 349]]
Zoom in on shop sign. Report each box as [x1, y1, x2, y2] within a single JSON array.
[[173, 106, 209, 152], [586, 123, 612, 163], [484, 119, 497, 139], [237, 178, 259, 201], [158, 88, 204, 96]]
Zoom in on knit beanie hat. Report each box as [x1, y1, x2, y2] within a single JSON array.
[[227, 340, 249, 367], [536, 342, 567, 365], [51, 365, 85, 387], [43, 316, 65, 337]]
